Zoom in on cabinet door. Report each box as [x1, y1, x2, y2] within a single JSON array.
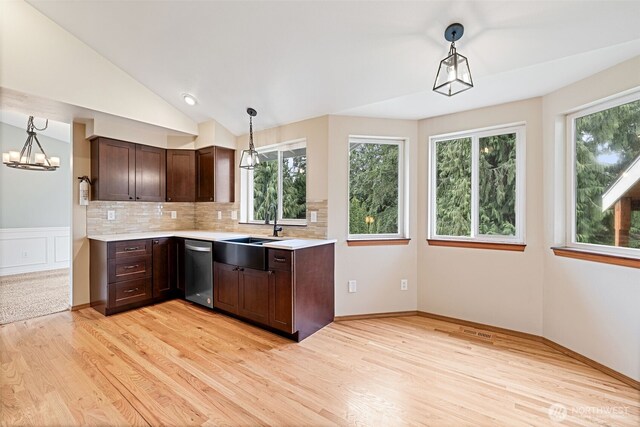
[[238, 268, 269, 325], [91, 138, 136, 201], [213, 262, 239, 314], [269, 269, 294, 333], [152, 238, 175, 300], [214, 147, 235, 203], [196, 147, 215, 202], [166, 150, 196, 202], [135, 145, 166, 201]]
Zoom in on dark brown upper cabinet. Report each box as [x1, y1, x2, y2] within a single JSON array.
[[196, 146, 235, 202], [91, 137, 166, 202], [166, 149, 196, 202], [135, 145, 166, 202], [91, 138, 136, 201]]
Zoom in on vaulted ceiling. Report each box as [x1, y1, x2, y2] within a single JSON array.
[[29, 0, 640, 134]]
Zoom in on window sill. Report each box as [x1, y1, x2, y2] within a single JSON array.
[[427, 239, 526, 252], [551, 247, 640, 269], [347, 238, 411, 247]]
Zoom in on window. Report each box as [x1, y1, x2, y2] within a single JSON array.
[[348, 137, 405, 238], [429, 124, 525, 244], [246, 139, 306, 224], [568, 92, 640, 255]]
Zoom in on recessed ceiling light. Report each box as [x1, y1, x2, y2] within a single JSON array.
[[182, 93, 197, 106]]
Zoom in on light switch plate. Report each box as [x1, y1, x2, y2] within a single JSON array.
[[170, 211, 177, 219], [217, 211, 222, 220], [107, 210, 115, 221], [310, 211, 318, 223], [348, 280, 357, 293], [231, 210, 237, 220]]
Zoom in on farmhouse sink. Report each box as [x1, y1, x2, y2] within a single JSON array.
[[214, 237, 288, 270]]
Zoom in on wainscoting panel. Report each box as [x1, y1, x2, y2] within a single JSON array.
[[0, 228, 70, 276]]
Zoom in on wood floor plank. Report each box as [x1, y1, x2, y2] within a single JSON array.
[[1, 299, 638, 426]]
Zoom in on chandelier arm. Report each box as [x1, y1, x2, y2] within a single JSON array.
[[32, 118, 49, 132]]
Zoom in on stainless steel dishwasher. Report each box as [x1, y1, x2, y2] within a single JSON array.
[[184, 239, 213, 308]]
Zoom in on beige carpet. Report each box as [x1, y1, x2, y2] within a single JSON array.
[[0, 269, 70, 325]]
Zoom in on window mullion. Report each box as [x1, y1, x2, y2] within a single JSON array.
[[277, 149, 283, 220], [471, 136, 479, 238]]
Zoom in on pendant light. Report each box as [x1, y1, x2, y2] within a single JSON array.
[[433, 23, 474, 97], [2, 116, 60, 171], [239, 107, 260, 170]]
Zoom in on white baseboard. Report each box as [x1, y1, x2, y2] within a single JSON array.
[[0, 227, 70, 276]]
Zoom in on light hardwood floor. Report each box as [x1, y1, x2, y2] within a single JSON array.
[[1, 299, 638, 426]]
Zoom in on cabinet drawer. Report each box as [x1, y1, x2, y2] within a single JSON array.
[[108, 240, 152, 259], [109, 278, 152, 308], [108, 256, 152, 282], [268, 249, 292, 271]]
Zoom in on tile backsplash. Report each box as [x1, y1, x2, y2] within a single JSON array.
[[87, 200, 328, 239], [195, 200, 328, 239], [87, 201, 195, 235]]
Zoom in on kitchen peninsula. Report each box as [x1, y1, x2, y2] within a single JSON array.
[[89, 231, 336, 341]]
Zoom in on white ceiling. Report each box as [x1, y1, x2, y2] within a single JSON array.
[[28, 0, 640, 135]]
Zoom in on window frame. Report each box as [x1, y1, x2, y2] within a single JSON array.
[[566, 90, 640, 258], [428, 123, 526, 244], [243, 138, 307, 226], [347, 135, 408, 240]]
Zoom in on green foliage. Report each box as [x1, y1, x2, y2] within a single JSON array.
[[252, 149, 307, 221], [479, 134, 516, 236], [252, 158, 278, 221], [349, 143, 399, 234], [435, 138, 471, 236], [575, 99, 640, 248]]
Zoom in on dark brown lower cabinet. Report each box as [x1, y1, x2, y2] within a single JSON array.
[[91, 237, 177, 315], [176, 238, 186, 298], [213, 262, 240, 314], [269, 269, 293, 333], [152, 238, 176, 300], [213, 244, 335, 341], [238, 268, 270, 324]]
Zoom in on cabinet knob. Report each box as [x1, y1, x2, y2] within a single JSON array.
[[129, 196, 133, 200], [209, 197, 213, 201], [167, 197, 172, 201], [153, 240, 159, 244], [136, 196, 140, 200]]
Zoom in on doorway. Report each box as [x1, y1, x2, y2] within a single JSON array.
[[0, 111, 71, 324]]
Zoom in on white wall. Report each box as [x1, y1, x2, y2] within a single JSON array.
[[417, 98, 545, 335], [0, 0, 197, 135], [542, 56, 640, 381], [328, 116, 419, 316], [0, 121, 71, 228]]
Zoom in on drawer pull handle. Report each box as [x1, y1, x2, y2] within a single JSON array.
[[122, 265, 139, 270], [123, 288, 139, 294], [274, 256, 286, 262], [124, 247, 140, 252]]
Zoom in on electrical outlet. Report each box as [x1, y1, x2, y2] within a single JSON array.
[[348, 280, 357, 293], [217, 211, 222, 220], [401, 279, 408, 291], [310, 211, 318, 223], [21, 251, 28, 258], [170, 211, 177, 219], [231, 210, 237, 220], [107, 210, 115, 221]]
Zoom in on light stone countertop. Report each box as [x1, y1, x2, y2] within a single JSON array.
[[87, 230, 336, 250]]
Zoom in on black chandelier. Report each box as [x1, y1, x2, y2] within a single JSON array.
[[2, 116, 60, 171], [239, 107, 260, 170], [433, 23, 474, 97]]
